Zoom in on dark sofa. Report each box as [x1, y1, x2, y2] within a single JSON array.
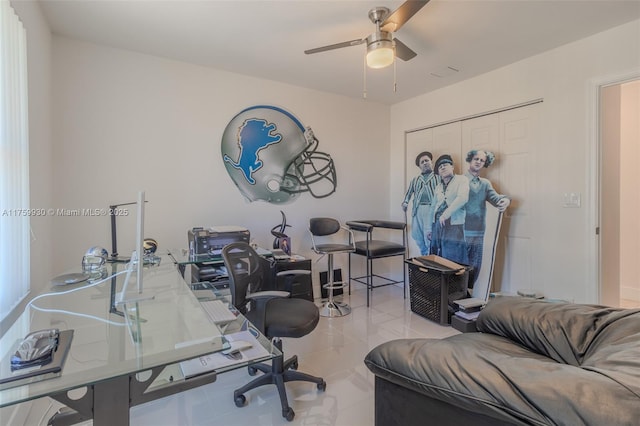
[[364, 297, 640, 425]]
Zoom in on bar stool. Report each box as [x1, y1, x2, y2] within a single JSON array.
[[346, 220, 407, 307], [309, 217, 355, 317]]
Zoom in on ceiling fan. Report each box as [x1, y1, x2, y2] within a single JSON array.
[[304, 0, 430, 69]]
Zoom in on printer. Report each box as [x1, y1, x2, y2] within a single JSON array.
[[188, 226, 250, 257]]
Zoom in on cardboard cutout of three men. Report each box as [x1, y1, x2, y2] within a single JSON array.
[[403, 150, 510, 288]]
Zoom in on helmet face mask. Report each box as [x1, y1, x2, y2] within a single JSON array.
[[221, 106, 337, 204], [82, 246, 108, 275]]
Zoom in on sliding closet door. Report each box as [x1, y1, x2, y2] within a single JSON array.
[[461, 113, 502, 296], [495, 104, 539, 294], [461, 104, 539, 294], [404, 104, 539, 293]]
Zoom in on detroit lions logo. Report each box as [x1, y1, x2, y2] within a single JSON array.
[[223, 118, 282, 184]]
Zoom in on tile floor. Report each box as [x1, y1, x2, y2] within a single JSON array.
[[22, 289, 640, 425], [129, 285, 459, 426], [24, 284, 457, 426]]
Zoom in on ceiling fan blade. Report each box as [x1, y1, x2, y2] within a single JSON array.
[[394, 38, 417, 61], [304, 38, 365, 55], [381, 0, 430, 33]]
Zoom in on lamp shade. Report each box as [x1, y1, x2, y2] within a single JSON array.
[[366, 33, 394, 69]]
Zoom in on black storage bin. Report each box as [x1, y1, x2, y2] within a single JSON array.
[[406, 258, 470, 325]]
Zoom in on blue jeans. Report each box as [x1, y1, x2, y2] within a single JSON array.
[[431, 219, 468, 265], [411, 204, 431, 255]]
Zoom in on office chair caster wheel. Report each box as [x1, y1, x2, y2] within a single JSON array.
[[248, 366, 258, 376], [317, 380, 327, 391], [283, 407, 295, 421], [234, 394, 246, 407]]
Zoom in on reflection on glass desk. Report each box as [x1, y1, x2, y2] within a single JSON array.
[[167, 247, 275, 288], [0, 255, 278, 426], [167, 247, 273, 266]]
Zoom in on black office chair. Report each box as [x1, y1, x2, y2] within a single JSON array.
[[221, 242, 326, 422], [309, 217, 355, 317]]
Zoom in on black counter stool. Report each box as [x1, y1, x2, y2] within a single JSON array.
[[346, 220, 407, 306], [309, 217, 355, 317]]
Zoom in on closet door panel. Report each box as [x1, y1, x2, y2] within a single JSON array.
[[496, 104, 539, 293]]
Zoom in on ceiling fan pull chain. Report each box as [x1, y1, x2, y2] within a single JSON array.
[[393, 56, 397, 93], [363, 54, 367, 99]]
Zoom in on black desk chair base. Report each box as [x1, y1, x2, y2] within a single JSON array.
[[234, 339, 326, 422]]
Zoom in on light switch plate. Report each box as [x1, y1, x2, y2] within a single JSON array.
[[562, 192, 581, 208]]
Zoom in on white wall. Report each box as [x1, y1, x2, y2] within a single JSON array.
[[50, 37, 390, 286], [389, 20, 640, 303]]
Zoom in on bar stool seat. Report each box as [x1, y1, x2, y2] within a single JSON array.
[[354, 240, 405, 257]]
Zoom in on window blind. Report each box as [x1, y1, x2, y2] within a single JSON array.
[[0, 0, 30, 321]]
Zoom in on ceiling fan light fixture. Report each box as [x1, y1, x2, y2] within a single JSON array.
[[366, 38, 394, 69]]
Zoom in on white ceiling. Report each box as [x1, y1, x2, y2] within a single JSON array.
[[36, 0, 640, 105]]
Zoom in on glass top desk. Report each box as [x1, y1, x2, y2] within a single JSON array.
[[0, 255, 277, 426], [168, 247, 273, 266], [167, 247, 274, 288]]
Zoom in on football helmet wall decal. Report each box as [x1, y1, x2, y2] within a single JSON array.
[[221, 105, 337, 204]]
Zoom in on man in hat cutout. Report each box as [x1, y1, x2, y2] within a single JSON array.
[[464, 150, 510, 288], [429, 154, 469, 265], [402, 151, 439, 255]]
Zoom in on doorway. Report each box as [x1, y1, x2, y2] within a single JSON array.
[[600, 78, 640, 308]]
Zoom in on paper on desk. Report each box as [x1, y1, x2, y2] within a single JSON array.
[[179, 330, 271, 378]]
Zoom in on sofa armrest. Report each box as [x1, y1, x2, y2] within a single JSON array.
[[476, 297, 628, 365], [365, 334, 640, 425]]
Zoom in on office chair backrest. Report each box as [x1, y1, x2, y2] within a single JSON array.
[[309, 217, 340, 236], [221, 242, 265, 315]]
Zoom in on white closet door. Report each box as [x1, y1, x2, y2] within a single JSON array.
[[460, 104, 539, 295], [461, 113, 502, 296], [496, 104, 539, 294]]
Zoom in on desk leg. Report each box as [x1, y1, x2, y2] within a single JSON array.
[[49, 375, 131, 426], [49, 366, 218, 425], [94, 375, 130, 426]]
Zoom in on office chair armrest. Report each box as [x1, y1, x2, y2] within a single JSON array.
[[247, 290, 291, 300]]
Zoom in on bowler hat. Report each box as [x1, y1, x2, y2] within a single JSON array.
[[434, 154, 454, 175], [414, 151, 433, 167]]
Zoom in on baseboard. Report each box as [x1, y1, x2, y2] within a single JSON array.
[[620, 286, 640, 303]]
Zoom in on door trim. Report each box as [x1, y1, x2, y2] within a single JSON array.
[[588, 70, 640, 304]]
